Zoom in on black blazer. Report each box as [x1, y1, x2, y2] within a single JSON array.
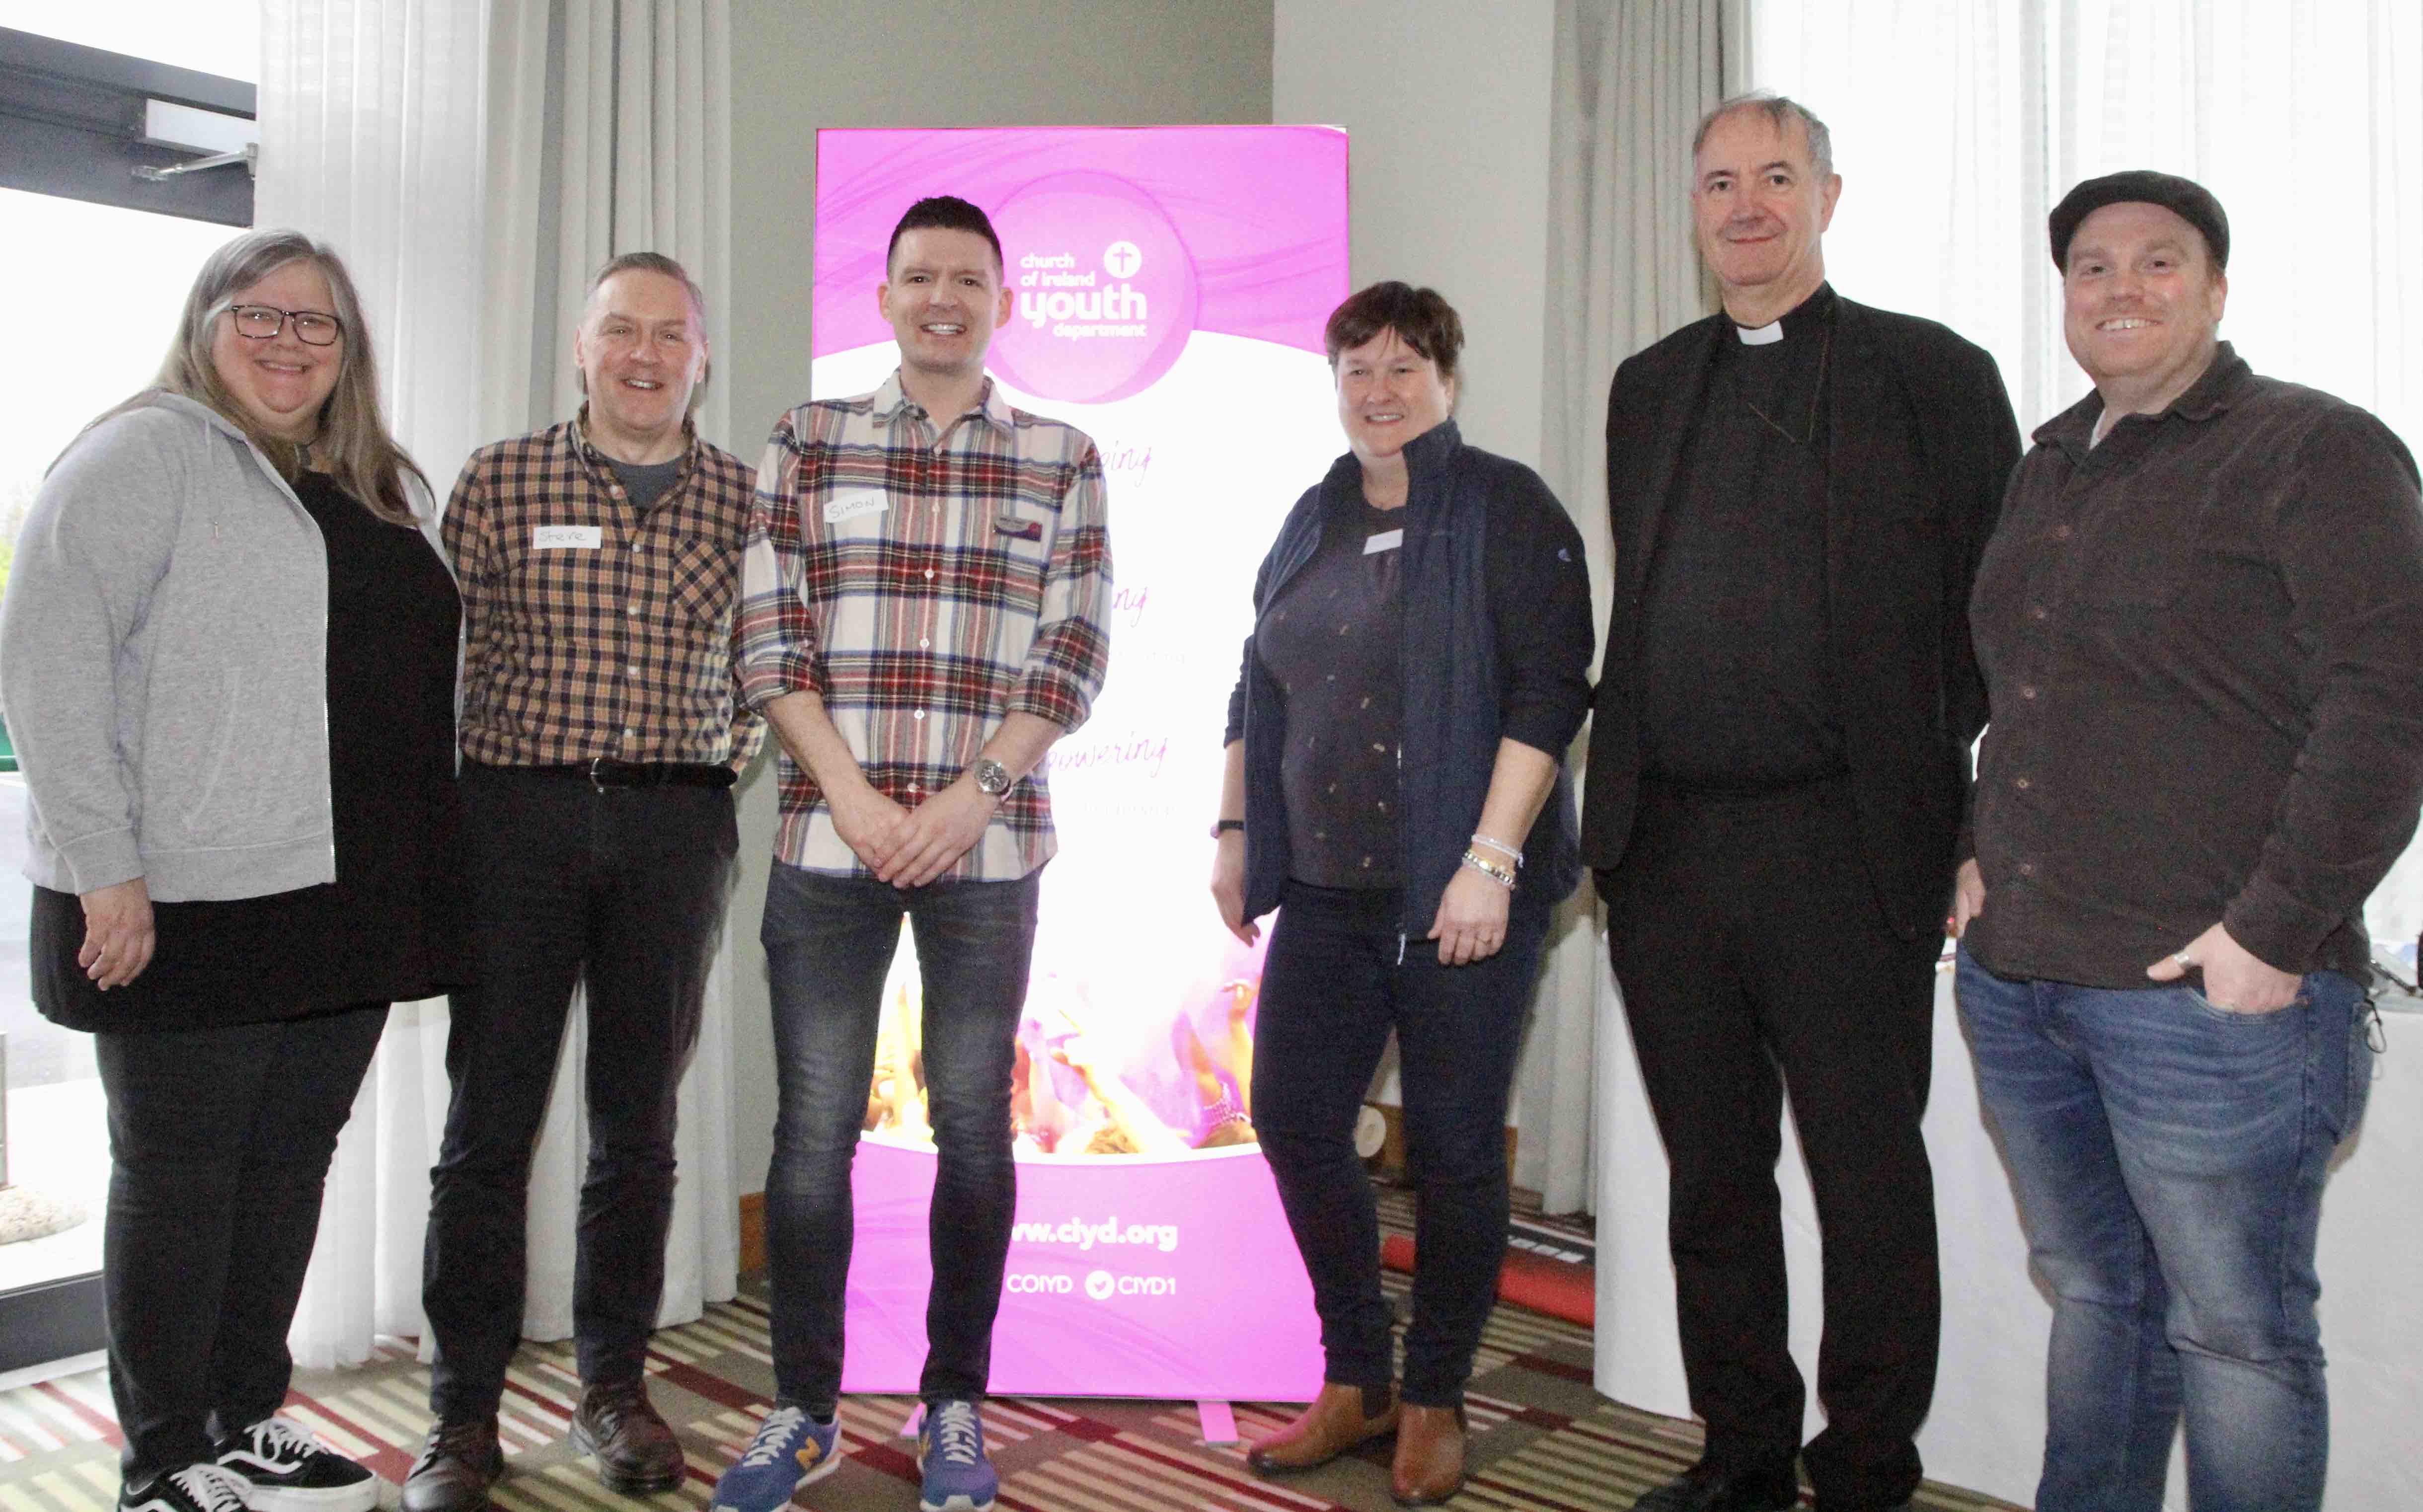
[[1580, 294, 2022, 941]]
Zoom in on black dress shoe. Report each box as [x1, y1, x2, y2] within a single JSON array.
[[568, 1379, 682, 1494], [401, 1419, 503, 1512], [1630, 1458, 1801, 1512]]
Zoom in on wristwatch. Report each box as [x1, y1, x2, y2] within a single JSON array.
[[969, 757, 1013, 798]]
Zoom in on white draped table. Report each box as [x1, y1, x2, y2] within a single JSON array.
[[1593, 955, 2423, 1512]]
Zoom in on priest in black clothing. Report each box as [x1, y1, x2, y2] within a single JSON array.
[[1579, 93, 2021, 1512]]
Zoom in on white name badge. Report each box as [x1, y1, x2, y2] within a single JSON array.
[[533, 525, 603, 549], [824, 489, 890, 524], [1363, 529, 1404, 554]]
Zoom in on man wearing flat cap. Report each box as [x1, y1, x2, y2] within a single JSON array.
[[1954, 169, 2423, 1512]]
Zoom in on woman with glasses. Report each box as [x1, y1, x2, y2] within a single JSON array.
[[0, 230, 468, 1512]]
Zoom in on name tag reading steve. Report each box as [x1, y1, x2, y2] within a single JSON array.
[[824, 489, 890, 524], [533, 526, 603, 549], [1364, 529, 1404, 554]]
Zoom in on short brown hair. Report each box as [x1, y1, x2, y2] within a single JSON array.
[[1323, 281, 1464, 385]]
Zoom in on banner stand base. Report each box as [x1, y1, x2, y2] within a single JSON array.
[[897, 1401, 924, 1438], [1195, 1400, 1238, 1445]]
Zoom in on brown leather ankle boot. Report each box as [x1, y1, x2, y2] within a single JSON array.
[[1389, 1402, 1468, 1506], [1246, 1382, 1400, 1472]]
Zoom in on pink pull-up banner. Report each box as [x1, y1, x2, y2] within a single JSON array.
[[810, 126, 1350, 1401]]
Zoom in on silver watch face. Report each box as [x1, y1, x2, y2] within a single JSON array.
[[973, 758, 1012, 796]]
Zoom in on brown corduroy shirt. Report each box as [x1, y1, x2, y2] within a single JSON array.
[[1966, 344, 2423, 988]]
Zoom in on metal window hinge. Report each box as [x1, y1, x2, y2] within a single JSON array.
[[134, 142, 257, 183]]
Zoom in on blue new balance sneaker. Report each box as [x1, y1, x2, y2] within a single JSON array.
[[708, 1405, 841, 1512], [915, 1400, 997, 1512]]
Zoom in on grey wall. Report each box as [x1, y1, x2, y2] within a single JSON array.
[[719, 0, 1273, 1209]]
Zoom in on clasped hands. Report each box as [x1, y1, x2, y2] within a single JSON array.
[[1950, 859, 2299, 1014], [831, 776, 995, 888]]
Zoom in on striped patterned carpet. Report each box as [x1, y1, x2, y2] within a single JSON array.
[[0, 1209, 2020, 1511]]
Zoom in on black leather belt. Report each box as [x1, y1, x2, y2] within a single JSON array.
[[516, 758, 736, 792]]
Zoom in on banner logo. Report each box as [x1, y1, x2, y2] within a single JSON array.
[[991, 171, 1200, 404]]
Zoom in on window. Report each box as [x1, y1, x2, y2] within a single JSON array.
[[0, 4, 254, 1372]]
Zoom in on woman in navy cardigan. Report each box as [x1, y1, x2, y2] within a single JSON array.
[[1210, 282, 1594, 1507]]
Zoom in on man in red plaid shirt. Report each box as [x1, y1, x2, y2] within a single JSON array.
[[714, 196, 1111, 1512]]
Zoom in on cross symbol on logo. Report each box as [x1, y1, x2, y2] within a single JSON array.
[[1103, 240, 1143, 278]]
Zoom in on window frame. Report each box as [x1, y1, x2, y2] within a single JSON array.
[[0, 25, 255, 227]]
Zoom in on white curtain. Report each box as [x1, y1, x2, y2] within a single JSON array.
[[1515, 0, 1727, 1217], [259, 0, 742, 1370], [1751, 0, 2423, 990], [1589, 5, 2423, 1508]]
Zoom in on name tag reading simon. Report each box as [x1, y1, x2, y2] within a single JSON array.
[[824, 490, 890, 524], [533, 526, 603, 549], [1364, 529, 1404, 554]]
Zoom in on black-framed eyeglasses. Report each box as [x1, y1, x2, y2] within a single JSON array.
[[226, 304, 345, 346]]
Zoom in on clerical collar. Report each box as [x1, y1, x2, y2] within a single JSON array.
[[1732, 283, 1836, 345]]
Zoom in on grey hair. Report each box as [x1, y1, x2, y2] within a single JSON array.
[[578, 250, 710, 410], [587, 250, 707, 322], [1692, 91, 1835, 180]]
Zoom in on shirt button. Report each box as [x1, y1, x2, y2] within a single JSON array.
[[913, 709, 926, 721], [627, 665, 639, 677], [924, 568, 936, 581], [2018, 861, 2037, 877], [2051, 524, 2072, 540], [919, 637, 931, 649], [623, 727, 635, 741], [2020, 684, 2038, 700], [2030, 604, 2049, 621], [627, 604, 640, 616], [2014, 776, 2032, 790]]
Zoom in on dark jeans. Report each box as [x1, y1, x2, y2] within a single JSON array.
[[1252, 880, 1549, 1408], [1600, 777, 1941, 1510], [96, 1004, 388, 1481], [1957, 950, 2373, 1512], [423, 765, 735, 1420], [759, 861, 1041, 1414]]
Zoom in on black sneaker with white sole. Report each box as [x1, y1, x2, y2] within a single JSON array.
[[118, 1464, 253, 1512], [214, 1416, 379, 1512]]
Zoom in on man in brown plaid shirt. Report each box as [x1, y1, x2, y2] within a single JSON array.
[[406, 253, 762, 1512]]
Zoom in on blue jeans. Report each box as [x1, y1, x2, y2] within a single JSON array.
[[1253, 881, 1550, 1407], [758, 860, 1041, 1413], [1955, 947, 2376, 1512]]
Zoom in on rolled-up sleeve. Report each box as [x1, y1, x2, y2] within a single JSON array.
[[1007, 443, 1112, 731], [734, 416, 825, 711]]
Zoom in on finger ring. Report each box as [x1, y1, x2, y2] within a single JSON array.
[[2174, 951, 2195, 968]]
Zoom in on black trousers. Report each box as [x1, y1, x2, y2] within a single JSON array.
[[1599, 777, 1940, 1511], [96, 1004, 388, 1481], [1253, 881, 1549, 1408], [422, 765, 735, 1421]]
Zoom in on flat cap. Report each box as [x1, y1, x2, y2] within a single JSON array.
[[2048, 169, 2230, 270]]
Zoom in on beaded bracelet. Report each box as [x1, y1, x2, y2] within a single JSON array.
[[1460, 849, 1517, 889], [1470, 832, 1524, 867]]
